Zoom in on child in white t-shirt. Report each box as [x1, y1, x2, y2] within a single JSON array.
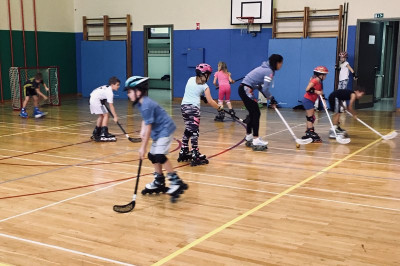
[[89, 76, 120, 142], [337, 51, 357, 90]]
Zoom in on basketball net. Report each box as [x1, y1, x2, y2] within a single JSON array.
[[237, 17, 254, 35]]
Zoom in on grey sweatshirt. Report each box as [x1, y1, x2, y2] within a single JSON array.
[[242, 61, 274, 99]]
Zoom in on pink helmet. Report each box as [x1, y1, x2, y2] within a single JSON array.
[[339, 51, 348, 58], [314, 66, 329, 74], [195, 63, 213, 76]]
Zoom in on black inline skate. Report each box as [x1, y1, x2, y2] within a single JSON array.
[[190, 148, 209, 166], [167, 172, 188, 203], [141, 172, 169, 195], [302, 127, 322, 143], [214, 110, 225, 122], [99, 126, 117, 142], [177, 147, 192, 162], [91, 126, 101, 141]]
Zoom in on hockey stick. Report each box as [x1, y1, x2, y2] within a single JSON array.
[[274, 107, 312, 145], [216, 76, 245, 90], [223, 109, 246, 123], [102, 104, 141, 143], [113, 159, 142, 213], [345, 110, 398, 140], [319, 95, 350, 144]]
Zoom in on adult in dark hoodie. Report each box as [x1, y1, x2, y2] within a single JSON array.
[[239, 54, 283, 148]]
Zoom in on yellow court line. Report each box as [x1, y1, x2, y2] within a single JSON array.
[[153, 136, 386, 266]]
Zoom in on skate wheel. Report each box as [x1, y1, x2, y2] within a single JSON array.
[[296, 144, 300, 149]]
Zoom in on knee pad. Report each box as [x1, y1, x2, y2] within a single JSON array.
[[306, 115, 316, 123], [148, 152, 156, 164], [154, 154, 168, 164], [184, 129, 193, 138]]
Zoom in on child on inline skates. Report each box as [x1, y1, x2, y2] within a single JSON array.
[[178, 63, 223, 166], [125, 76, 188, 202], [301, 66, 329, 142]]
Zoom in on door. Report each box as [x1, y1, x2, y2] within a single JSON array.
[[144, 25, 173, 102], [382, 21, 399, 99], [355, 21, 384, 108]]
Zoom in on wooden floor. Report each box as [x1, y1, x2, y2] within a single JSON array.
[[0, 96, 399, 266]]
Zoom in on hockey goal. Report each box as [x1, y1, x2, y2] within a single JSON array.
[[9, 66, 61, 110]]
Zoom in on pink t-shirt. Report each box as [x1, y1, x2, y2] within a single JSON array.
[[214, 71, 230, 86]]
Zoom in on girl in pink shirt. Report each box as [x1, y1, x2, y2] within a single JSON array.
[[213, 61, 234, 121]]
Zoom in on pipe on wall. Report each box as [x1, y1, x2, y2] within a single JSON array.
[[33, 0, 39, 66], [7, 0, 14, 67], [20, 0, 27, 67]]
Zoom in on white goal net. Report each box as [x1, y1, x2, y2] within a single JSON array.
[[9, 66, 60, 110]]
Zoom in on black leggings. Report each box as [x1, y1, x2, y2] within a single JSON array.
[[238, 84, 260, 136]]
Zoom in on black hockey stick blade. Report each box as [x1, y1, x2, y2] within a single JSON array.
[[113, 201, 136, 213], [128, 136, 142, 143], [113, 159, 142, 213], [223, 109, 246, 123]]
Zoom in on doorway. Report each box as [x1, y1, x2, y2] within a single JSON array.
[[354, 19, 399, 111], [144, 25, 173, 103]]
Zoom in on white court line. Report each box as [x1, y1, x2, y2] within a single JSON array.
[[0, 233, 135, 266], [0, 176, 134, 223], [188, 180, 400, 212], [179, 170, 400, 202], [0, 122, 92, 138], [201, 139, 400, 162], [199, 143, 400, 168], [2, 153, 398, 203]]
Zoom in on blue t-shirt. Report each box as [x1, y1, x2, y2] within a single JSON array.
[[181, 77, 209, 108], [137, 97, 176, 140]]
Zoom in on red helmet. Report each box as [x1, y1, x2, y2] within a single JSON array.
[[339, 51, 348, 58], [195, 63, 213, 76], [314, 66, 329, 74]]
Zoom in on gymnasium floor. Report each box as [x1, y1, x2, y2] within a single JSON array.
[[0, 97, 399, 265]]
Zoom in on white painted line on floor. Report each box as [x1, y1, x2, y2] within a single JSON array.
[[0, 233, 135, 266]]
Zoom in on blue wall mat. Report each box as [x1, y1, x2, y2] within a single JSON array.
[[132, 31, 145, 77], [173, 28, 272, 100], [268, 39, 302, 107], [81, 41, 127, 98], [299, 38, 337, 102], [268, 38, 337, 108], [187, 48, 204, 67]]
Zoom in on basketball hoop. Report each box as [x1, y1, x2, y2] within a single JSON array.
[[237, 16, 255, 35]]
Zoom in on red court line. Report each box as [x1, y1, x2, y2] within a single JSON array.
[[0, 140, 181, 167], [0, 131, 139, 162], [0, 122, 246, 200]]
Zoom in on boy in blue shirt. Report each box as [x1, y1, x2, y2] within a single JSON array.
[[125, 76, 188, 203]]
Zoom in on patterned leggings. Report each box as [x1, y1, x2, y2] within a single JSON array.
[[181, 104, 201, 150]]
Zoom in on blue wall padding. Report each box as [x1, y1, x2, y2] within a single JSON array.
[[131, 31, 145, 77], [299, 38, 337, 99], [268, 39, 302, 107], [81, 41, 127, 98], [75, 33, 83, 94], [268, 38, 337, 107], [173, 28, 272, 101], [186, 48, 205, 67]]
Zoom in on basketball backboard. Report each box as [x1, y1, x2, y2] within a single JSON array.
[[231, 0, 273, 25]]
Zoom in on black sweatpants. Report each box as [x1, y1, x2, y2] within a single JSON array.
[[238, 84, 260, 136]]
